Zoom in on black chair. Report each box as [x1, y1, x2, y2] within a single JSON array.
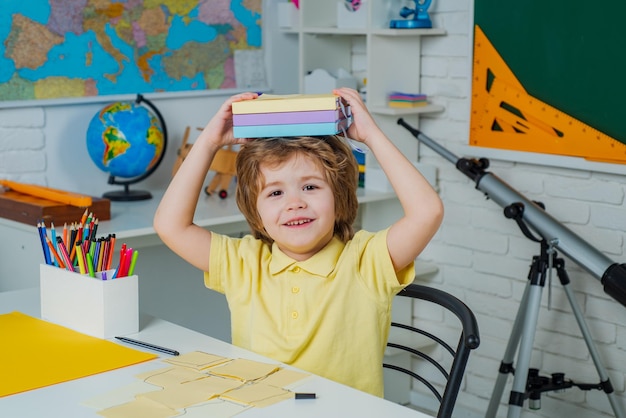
[[384, 283, 480, 418]]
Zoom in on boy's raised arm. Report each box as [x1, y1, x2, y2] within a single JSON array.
[[333, 88, 444, 273], [153, 92, 257, 272]]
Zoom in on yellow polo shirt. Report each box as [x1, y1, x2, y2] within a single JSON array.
[[205, 229, 414, 397]]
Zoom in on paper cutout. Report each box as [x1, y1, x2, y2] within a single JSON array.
[[207, 358, 281, 382], [82, 381, 161, 410], [163, 351, 229, 370], [259, 368, 311, 389], [220, 383, 294, 408], [0, 311, 156, 398], [137, 366, 209, 386], [139, 375, 243, 409], [171, 399, 250, 418], [86, 351, 310, 417], [97, 397, 178, 418]]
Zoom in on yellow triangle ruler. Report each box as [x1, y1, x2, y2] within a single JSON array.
[[470, 25, 626, 164]]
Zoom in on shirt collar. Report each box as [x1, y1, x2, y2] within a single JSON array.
[[269, 236, 345, 276]]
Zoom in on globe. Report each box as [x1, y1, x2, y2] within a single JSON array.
[[86, 95, 167, 201]]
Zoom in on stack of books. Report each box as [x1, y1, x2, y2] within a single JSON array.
[[232, 94, 352, 138], [387, 92, 428, 108]]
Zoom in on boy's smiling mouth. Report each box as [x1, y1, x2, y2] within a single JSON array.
[[285, 218, 313, 226]]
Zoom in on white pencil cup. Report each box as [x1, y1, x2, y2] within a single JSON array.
[[40, 264, 138, 339]]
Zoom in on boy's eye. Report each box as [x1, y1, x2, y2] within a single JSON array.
[[268, 190, 282, 197], [303, 184, 317, 191]]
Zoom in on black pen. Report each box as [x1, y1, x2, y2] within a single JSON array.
[[295, 393, 317, 400], [115, 336, 180, 356]]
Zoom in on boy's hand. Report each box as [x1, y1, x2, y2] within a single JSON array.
[[333, 87, 382, 147], [200, 92, 258, 148]]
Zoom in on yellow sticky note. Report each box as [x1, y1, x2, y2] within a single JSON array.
[[220, 383, 294, 408], [207, 358, 280, 382], [163, 351, 229, 370], [97, 397, 177, 418]]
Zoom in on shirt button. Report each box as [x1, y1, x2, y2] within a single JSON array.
[[292, 286, 300, 294], [292, 266, 301, 273], [291, 311, 299, 319]]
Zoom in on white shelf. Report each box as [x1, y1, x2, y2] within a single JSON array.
[[370, 28, 447, 36], [369, 104, 445, 116], [300, 27, 368, 35]]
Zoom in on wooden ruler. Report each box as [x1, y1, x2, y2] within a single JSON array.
[[470, 25, 626, 164]]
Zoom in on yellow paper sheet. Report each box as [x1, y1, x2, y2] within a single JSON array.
[[172, 399, 250, 418], [88, 354, 311, 417], [0, 311, 157, 397], [139, 375, 243, 409], [163, 351, 229, 370], [220, 383, 294, 408], [98, 397, 178, 418], [137, 366, 208, 386], [207, 358, 280, 382], [259, 368, 311, 388]]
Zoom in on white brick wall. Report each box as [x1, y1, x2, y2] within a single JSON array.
[[412, 0, 626, 417], [0, 107, 47, 184]]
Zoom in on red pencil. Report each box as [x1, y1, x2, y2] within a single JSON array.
[[56, 237, 73, 272]]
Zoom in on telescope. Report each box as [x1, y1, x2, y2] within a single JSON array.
[[397, 118, 626, 308]]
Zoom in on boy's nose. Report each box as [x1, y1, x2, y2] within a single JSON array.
[[286, 195, 306, 209]]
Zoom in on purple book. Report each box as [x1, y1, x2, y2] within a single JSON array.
[[233, 108, 351, 126]]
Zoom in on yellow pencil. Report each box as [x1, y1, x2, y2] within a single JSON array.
[[76, 243, 86, 275]]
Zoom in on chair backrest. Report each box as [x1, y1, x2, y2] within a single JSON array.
[[384, 283, 480, 418]]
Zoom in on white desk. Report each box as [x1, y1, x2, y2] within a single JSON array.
[[0, 288, 432, 418]]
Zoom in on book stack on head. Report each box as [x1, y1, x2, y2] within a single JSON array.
[[232, 94, 352, 138]]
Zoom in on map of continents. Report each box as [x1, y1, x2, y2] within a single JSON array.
[[0, 0, 262, 102]]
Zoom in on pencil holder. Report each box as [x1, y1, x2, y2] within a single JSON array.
[[39, 264, 138, 339]]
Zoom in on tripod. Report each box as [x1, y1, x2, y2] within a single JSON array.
[[486, 202, 624, 418]]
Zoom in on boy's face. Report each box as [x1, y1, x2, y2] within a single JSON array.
[[256, 153, 335, 261]]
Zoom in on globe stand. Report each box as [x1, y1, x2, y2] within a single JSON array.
[[99, 94, 167, 202], [103, 180, 152, 201]]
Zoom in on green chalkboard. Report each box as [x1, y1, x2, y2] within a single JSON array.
[[474, 1, 626, 145]]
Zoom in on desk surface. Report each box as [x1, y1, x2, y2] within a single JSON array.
[[0, 288, 431, 418]]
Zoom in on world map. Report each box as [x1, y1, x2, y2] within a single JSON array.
[[0, 0, 262, 102]]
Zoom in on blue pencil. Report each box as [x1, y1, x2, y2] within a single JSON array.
[[50, 222, 58, 267], [38, 221, 52, 265]]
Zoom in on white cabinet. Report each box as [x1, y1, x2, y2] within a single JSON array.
[[280, 0, 445, 163]]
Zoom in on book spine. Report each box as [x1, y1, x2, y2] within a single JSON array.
[[233, 118, 350, 138], [232, 97, 341, 114]]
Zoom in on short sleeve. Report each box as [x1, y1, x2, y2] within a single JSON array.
[[354, 228, 415, 296]]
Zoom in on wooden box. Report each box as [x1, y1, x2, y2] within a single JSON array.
[[0, 190, 110, 226]]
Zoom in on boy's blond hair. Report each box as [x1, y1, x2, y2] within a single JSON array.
[[235, 136, 359, 245]]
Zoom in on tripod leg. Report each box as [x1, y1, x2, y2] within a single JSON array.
[[506, 282, 544, 418], [560, 278, 625, 418], [486, 283, 531, 418]]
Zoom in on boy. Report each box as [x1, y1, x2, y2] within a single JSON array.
[[154, 87, 443, 396]]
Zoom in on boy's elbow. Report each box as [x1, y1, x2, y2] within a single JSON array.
[[434, 197, 444, 226], [153, 211, 168, 239], [424, 194, 444, 228]]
